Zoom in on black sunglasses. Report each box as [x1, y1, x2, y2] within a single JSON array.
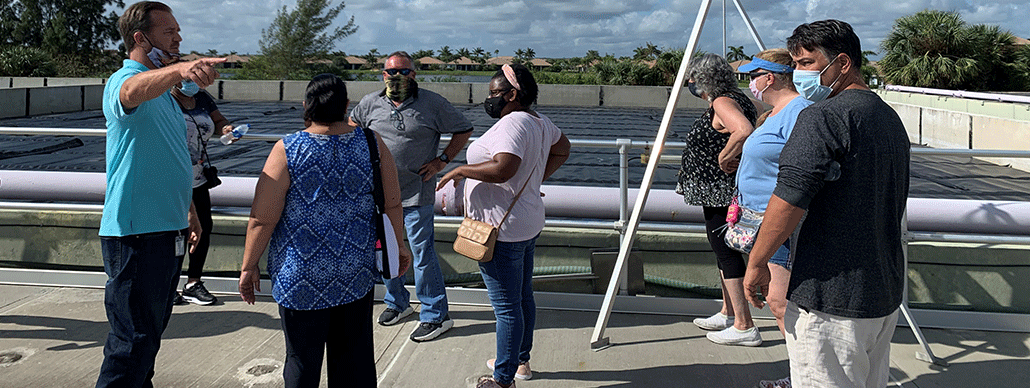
[[748, 72, 773, 80], [384, 68, 413, 76]]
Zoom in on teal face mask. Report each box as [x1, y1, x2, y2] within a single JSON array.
[[793, 54, 843, 102]]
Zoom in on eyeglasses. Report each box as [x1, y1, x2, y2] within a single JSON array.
[[384, 68, 413, 76], [748, 72, 772, 80], [489, 88, 512, 97], [390, 109, 405, 131]]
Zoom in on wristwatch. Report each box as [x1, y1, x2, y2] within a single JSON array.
[[438, 153, 450, 163]]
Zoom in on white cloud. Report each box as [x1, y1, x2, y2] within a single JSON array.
[[105, 0, 1030, 59]]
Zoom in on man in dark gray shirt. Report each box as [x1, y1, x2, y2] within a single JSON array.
[[350, 51, 473, 342], [744, 20, 909, 388]]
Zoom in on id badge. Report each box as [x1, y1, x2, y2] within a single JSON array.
[[175, 235, 185, 257]]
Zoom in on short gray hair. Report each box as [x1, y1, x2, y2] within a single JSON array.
[[687, 53, 737, 102]]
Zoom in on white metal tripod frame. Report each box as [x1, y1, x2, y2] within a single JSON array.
[[590, 0, 944, 367], [591, 0, 770, 349]]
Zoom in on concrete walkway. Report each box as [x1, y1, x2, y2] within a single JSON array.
[[1, 284, 1028, 387]]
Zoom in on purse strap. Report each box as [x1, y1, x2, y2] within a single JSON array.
[[498, 165, 537, 227], [362, 127, 385, 213], [465, 164, 538, 228]]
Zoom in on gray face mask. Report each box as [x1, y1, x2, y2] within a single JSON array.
[[385, 74, 417, 102]]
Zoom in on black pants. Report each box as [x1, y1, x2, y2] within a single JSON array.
[[186, 187, 213, 280], [279, 289, 376, 388], [703, 206, 746, 279]]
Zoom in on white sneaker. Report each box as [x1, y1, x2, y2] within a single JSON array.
[[693, 312, 734, 330], [706, 326, 762, 347]]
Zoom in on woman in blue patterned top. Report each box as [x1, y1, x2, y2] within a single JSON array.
[[238, 74, 410, 387]]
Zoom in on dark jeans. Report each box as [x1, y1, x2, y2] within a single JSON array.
[[186, 187, 212, 280], [96, 229, 186, 388], [279, 289, 376, 388]]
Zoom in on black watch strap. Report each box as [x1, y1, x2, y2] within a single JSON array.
[[438, 153, 450, 163]]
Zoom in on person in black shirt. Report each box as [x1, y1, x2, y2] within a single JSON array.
[[172, 85, 232, 306], [744, 19, 910, 388]]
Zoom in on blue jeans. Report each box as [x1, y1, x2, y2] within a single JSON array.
[[383, 205, 448, 323], [769, 239, 793, 270], [479, 236, 537, 385], [96, 229, 186, 388]]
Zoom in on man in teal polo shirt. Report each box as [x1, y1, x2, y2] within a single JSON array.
[[96, 2, 225, 387]]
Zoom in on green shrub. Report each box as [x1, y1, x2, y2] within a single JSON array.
[[0, 46, 58, 77]]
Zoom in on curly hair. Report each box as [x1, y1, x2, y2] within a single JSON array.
[[687, 53, 737, 102], [491, 64, 539, 106]]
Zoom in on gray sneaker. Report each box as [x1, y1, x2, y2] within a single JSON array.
[[409, 316, 453, 342], [377, 306, 414, 326]]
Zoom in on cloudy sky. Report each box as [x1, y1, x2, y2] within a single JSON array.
[[150, 0, 1029, 59]]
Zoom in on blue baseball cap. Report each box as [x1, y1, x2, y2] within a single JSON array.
[[737, 57, 793, 73]]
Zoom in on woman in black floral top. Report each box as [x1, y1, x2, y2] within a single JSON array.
[[677, 53, 761, 346]]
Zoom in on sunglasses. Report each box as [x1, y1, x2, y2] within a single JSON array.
[[390, 109, 405, 131], [384, 68, 413, 76], [748, 72, 773, 80]]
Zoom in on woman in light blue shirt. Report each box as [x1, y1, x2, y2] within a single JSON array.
[[737, 50, 812, 388]]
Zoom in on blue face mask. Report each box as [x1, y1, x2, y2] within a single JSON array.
[[177, 80, 200, 97], [793, 54, 843, 102]]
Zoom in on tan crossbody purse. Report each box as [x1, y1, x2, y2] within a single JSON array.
[[453, 167, 535, 262]]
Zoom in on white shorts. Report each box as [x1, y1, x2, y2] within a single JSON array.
[[784, 301, 899, 388]]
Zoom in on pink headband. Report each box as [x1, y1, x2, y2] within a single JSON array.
[[502, 64, 521, 91]]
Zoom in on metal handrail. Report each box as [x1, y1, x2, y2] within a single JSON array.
[[2, 126, 1030, 246], [7, 127, 1030, 158]]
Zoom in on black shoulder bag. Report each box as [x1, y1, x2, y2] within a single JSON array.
[[362, 127, 401, 279]]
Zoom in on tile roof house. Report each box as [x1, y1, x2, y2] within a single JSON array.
[[416, 56, 445, 70]]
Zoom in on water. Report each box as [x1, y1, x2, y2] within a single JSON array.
[[419, 75, 493, 83]]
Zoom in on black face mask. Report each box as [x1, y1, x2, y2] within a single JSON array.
[[687, 82, 703, 99], [483, 95, 507, 118]]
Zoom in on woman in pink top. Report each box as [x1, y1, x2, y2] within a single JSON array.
[[438, 64, 570, 388]]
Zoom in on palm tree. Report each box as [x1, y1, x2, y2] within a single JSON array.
[[879, 10, 986, 90], [633, 42, 662, 61], [437, 45, 456, 62], [513, 48, 526, 65], [725, 46, 749, 62], [859, 50, 879, 86], [456, 47, 471, 59], [412, 49, 435, 60], [472, 47, 489, 64], [362, 48, 380, 70]]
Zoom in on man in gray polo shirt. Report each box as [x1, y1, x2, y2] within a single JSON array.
[[350, 50, 473, 342]]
